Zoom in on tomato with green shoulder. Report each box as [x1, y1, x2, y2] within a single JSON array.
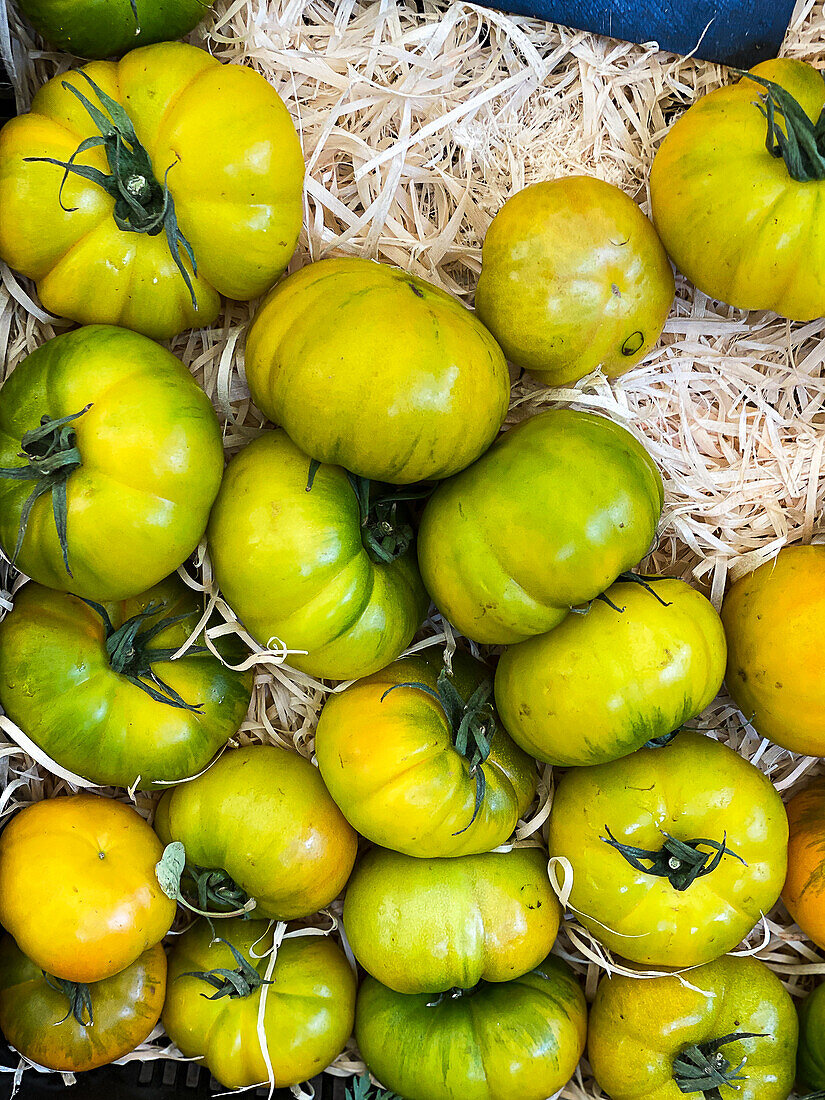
[[782, 779, 825, 953], [798, 981, 825, 1093]]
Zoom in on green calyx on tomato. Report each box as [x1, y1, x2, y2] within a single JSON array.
[[593, 570, 672, 614], [26, 72, 197, 307], [0, 404, 89, 574], [180, 938, 272, 1001], [43, 974, 94, 1027], [381, 665, 495, 835], [155, 842, 256, 920], [673, 1032, 765, 1097], [346, 1074, 400, 1100], [740, 70, 825, 183], [602, 828, 745, 892], [80, 598, 206, 711]]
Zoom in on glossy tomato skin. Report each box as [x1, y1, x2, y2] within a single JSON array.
[[154, 745, 357, 920], [355, 954, 586, 1100], [342, 847, 559, 994], [245, 257, 510, 484], [798, 981, 825, 1091], [16, 0, 212, 58], [475, 177, 674, 386], [782, 779, 825, 951], [0, 795, 175, 984], [0, 578, 252, 789], [0, 325, 223, 600], [721, 545, 825, 756], [0, 43, 303, 338], [589, 954, 797, 1100], [315, 651, 537, 857], [418, 409, 663, 644], [207, 430, 429, 681], [0, 937, 166, 1072], [547, 732, 787, 967], [650, 60, 825, 320], [162, 918, 356, 1091], [495, 578, 726, 766]]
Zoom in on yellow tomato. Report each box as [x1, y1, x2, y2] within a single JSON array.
[[0, 43, 304, 339], [721, 545, 825, 755], [0, 795, 175, 984], [475, 177, 674, 386], [782, 779, 825, 951]]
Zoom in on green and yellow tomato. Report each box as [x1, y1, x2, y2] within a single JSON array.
[[651, 59, 825, 320], [722, 545, 825, 756], [163, 918, 356, 1091], [418, 409, 663, 644], [15, 0, 214, 59], [588, 954, 797, 1100], [0, 43, 303, 338], [207, 429, 429, 681], [0, 325, 223, 601], [244, 256, 510, 484], [342, 846, 559, 994], [475, 176, 674, 386], [782, 779, 825, 952], [547, 732, 787, 967], [0, 577, 252, 789], [355, 954, 586, 1100], [315, 651, 536, 857], [798, 981, 825, 1092], [154, 745, 357, 919], [495, 577, 726, 766], [0, 794, 175, 984], [0, 936, 166, 1072]]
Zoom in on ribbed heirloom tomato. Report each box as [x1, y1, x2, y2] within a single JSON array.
[[343, 847, 559, 994], [495, 577, 726, 766], [722, 545, 825, 756], [244, 256, 510, 484], [356, 955, 587, 1100], [0, 937, 166, 1073], [0, 325, 223, 601], [782, 779, 825, 951], [588, 955, 798, 1100], [207, 430, 429, 681], [0, 577, 253, 789], [163, 919, 356, 1091], [0, 795, 175, 983], [418, 409, 663, 644], [0, 42, 304, 338], [154, 745, 357, 919], [651, 59, 825, 319], [15, 0, 215, 59], [547, 732, 787, 967], [315, 651, 537, 857]]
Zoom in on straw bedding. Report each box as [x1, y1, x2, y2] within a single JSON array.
[[1, 0, 825, 1095]]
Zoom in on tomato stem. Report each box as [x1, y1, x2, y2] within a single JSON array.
[[24, 72, 198, 308], [601, 828, 746, 891], [180, 938, 272, 1000], [0, 405, 89, 576], [672, 1032, 765, 1097], [346, 1073, 401, 1100], [738, 69, 825, 183], [80, 598, 206, 711], [381, 667, 496, 835], [43, 973, 94, 1027]]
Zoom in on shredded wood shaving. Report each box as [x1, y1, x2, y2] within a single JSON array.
[[1, 0, 825, 1096]]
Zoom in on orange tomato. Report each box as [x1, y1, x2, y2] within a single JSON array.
[[783, 780, 825, 950], [0, 795, 176, 984]]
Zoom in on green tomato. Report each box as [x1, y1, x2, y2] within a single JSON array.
[[798, 981, 825, 1092], [355, 955, 586, 1100], [162, 918, 356, 1090], [475, 176, 674, 386], [342, 847, 560, 995], [207, 429, 429, 681], [244, 256, 510, 484], [154, 744, 357, 920], [495, 577, 726, 766], [417, 409, 663, 644], [0, 577, 252, 789], [0, 325, 223, 601], [15, 0, 213, 59], [589, 954, 797, 1100], [315, 650, 537, 857]]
